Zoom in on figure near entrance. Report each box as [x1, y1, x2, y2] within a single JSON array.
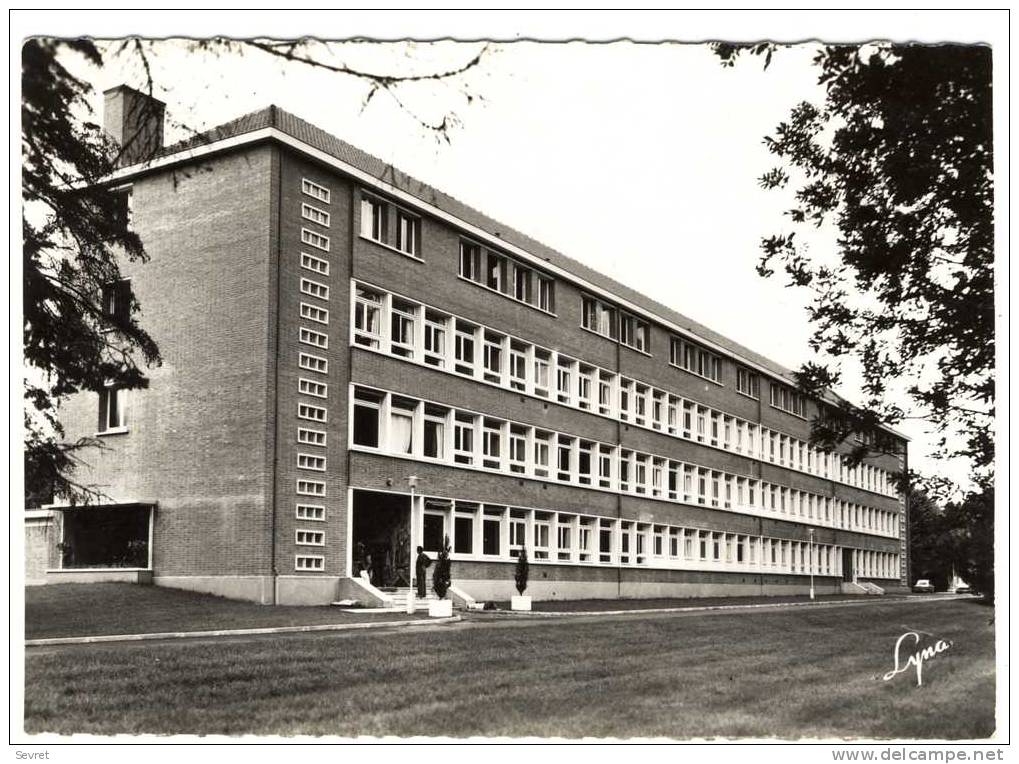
[[415, 546, 432, 598]]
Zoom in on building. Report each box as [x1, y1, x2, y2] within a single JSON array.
[[24, 85, 910, 605]]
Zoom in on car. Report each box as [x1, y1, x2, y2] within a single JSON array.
[[954, 584, 973, 594], [912, 579, 936, 593]]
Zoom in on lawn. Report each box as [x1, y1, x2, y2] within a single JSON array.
[[25, 584, 415, 639], [24, 598, 994, 739], [489, 592, 920, 612]]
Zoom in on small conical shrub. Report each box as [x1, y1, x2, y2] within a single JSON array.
[[515, 547, 529, 595], [433, 534, 452, 598]]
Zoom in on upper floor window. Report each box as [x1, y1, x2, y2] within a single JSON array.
[[396, 210, 420, 256], [459, 238, 555, 313], [670, 337, 721, 384], [101, 279, 132, 325], [581, 296, 616, 339], [302, 178, 331, 204], [98, 385, 128, 434], [360, 194, 388, 243], [736, 366, 760, 398], [619, 313, 651, 353], [770, 383, 807, 418]]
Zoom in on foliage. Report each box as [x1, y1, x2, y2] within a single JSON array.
[[715, 43, 994, 481], [432, 534, 452, 599], [907, 482, 994, 599], [23, 38, 161, 505], [514, 547, 529, 595]]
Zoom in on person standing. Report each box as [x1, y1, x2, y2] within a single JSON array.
[[414, 546, 432, 598]]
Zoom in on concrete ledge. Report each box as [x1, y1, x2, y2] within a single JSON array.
[[275, 575, 340, 606], [25, 615, 462, 647], [46, 569, 152, 585], [152, 575, 274, 604]]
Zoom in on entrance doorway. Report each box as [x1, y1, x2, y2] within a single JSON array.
[[351, 490, 411, 588], [842, 548, 855, 582]]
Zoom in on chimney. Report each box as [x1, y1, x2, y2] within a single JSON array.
[[103, 85, 165, 167]]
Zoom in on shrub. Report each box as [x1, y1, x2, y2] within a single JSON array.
[[432, 534, 452, 599], [515, 547, 529, 595]]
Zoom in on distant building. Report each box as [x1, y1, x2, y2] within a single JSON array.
[[25, 85, 910, 605]]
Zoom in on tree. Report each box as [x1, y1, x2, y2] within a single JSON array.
[[514, 547, 529, 595], [907, 488, 955, 590], [432, 535, 452, 599], [714, 44, 994, 483], [22, 37, 491, 504], [943, 483, 994, 599]]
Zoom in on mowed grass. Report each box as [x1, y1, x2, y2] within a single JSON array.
[[24, 599, 994, 739], [25, 584, 413, 639]]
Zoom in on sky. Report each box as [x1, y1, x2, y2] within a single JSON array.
[[61, 34, 981, 489]]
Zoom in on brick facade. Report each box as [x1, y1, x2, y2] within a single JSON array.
[[29, 101, 910, 604]]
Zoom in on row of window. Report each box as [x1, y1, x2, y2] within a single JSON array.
[[581, 295, 651, 353], [350, 282, 899, 499], [670, 336, 723, 384], [294, 178, 335, 568], [360, 192, 421, 258], [350, 386, 900, 539], [459, 240, 556, 313], [413, 495, 900, 579]]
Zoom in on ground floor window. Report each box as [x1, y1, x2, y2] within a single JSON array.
[[59, 506, 150, 569]]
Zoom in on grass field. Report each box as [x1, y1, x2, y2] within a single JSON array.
[[25, 584, 414, 639], [24, 598, 994, 739]]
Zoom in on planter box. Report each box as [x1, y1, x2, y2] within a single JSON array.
[[511, 595, 532, 611], [428, 598, 453, 617]]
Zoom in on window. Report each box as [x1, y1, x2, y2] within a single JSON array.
[[770, 383, 807, 417], [423, 310, 447, 368], [299, 327, 328, 349], [389, 398, 415, 455], [483, 332, 504, 384], [390, 298, 416, 359], [98, 385, 128, 433], [454, 513, 474, 555], [300, 278, 329, 301], [299, 352, 328, 375], [454, 413, 476, 465], [482, 508, 502, 556], [598, 445, 613, 488], [296, 480, 326, 497], [509, 342, 527, 391], [353, 286, 382, 348], [298, 454, 326, 472], [299, 378, 328, 398], [459, 240, 482, 281], [301, 203, 330, 227], [533, 431, 551, 478], [301, 228, 330, 252], [582, 295, 616, 339], [454, 321, 477, 376], [296, 504, 325, 521], [295, 555, 324, 571], [619, 314, 650, 353], [537, 275, 555, 313], [577, 367, 593, 410], [533, 350, 551, 396], [557, 518, 572, 561], [423, 405, 446, 459], [423, 510, 445, 553], [513, 265, 531, 303], [556, 359, 573, 404], [486, 251, 506, 292], [302, 178, 330, 203], [482, 419, 502, 469], [300, 252, 329, 276], [736, 367, 759, 398], [298, 403, 327, 423], [509, 511, 527, 557], [297, 428, 326, 447], [395, 210, 420, 257], [101, 279, 132, 324], [557, 435, 574, 482], [509, 425, 526, 474], [360, 195, 387, 242], [352, 388, 382, 447], [670, 337, 721, 383], [296, 530, 325, 546], [533, 513, 551, 560], [300, 302, 329, 325]]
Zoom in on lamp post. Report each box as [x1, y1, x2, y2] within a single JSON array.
[[809, 528, 815, 601], [407, 475, 419, 614]]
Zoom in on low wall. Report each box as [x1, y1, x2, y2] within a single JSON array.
[[152, 575, 275, 604]]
